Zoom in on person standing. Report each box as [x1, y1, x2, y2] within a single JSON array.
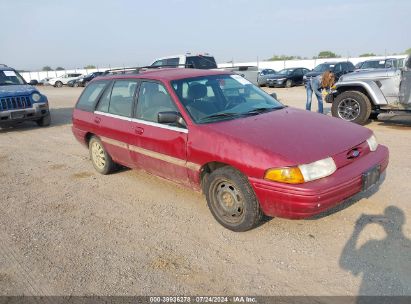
[[305, 73, 323, 113]]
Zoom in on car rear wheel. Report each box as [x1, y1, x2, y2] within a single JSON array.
[[36, 113, 51, 127], [332, 91, 371, 125], [285, 79, 293, 88], [55, 81, 63, 88], [73, 82, 79, 87], [89, 136, 116, 174], [205, 166, 263, 232]]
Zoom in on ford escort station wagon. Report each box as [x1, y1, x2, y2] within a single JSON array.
[[72, 68, 389, 231]]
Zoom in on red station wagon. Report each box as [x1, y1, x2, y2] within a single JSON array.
[[72, 68, 389, 231]]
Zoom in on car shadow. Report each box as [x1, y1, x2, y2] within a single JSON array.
[[0, 107, 73, 133], [308, 172, 386, 220], [340, 206, 411, 300]]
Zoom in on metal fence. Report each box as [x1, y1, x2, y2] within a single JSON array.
[[20, 54, 408, 82]]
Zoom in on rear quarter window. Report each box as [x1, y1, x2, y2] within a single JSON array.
[[76, 80, 109, 112]]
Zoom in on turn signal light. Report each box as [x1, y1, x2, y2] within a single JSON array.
[[264, 167, 305, 184]]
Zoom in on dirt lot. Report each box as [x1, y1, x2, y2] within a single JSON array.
[[0, 85, 410, 296]]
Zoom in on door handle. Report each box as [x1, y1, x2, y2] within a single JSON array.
[[134, 127, 144, 135], [94, 117, 101, 124]]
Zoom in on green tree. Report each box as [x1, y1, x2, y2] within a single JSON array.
[[405, 48, 411, 55], [359, 53, 376, 57], [55, 67, 65, 71], [84, 65, 96, 69], [316, 51, 339, 58], [267, 55, 301, 61], [42, 66, 53, 71]]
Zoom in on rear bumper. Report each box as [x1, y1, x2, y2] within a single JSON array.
[[249, 145, 389, 219], [0, 103, 49, 125]]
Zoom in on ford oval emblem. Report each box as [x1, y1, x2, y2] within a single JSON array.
[[347, 149, 360, 159]]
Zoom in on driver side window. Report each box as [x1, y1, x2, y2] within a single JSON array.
[[135, 82, 178, 123]]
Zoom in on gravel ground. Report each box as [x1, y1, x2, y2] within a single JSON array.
[[0, 85, 410, 296]]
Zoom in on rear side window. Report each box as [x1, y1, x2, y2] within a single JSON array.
[[76, 81, 109, 111], [108, 80, 138, 117]]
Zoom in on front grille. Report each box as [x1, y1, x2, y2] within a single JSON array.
[[0, 96, 32, 111]]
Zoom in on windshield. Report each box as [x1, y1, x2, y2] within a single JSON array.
[[313, 63, 335, 72], [171, 74, 284, 123], [0, 70, 26, 86], [278, 69, 294, 75], [360, 60, 387, 69]]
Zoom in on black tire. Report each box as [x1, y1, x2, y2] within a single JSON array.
[[55, 81, 63, 88], [331, 91, 371, 125], [205, 166, 263, 232], [285, 79, 293, 88], [36, 113, 51, 127], [88, 136, 116, 175], [73, 82, 79, 87]]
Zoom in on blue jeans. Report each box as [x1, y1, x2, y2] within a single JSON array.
[[305, 78, 323, 113]]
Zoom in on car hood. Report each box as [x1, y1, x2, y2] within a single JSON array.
[[196, 107, 372, 167], [304, 71, 322, 78], [0, 84, 37, 97], [266, 74, 289, 80], [340, 69, 399, 81]]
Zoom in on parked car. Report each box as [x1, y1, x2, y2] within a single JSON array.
[[0, 64, 50, 127], [72, 68, 388, 231], [223, 66, 259, 85], [39, 77, 52, 85], [355, 58, 400, 71], [151, 53, 217, 69], [69, 72, 105, 87], [67, 75, 85, 87], [327, 56, 411, 125], [257, 69, 277, 87], [354, 61, 364, 70], [47, 73, 83, 87], [266, 68, 310, 88], [304, 61, 355, 82]]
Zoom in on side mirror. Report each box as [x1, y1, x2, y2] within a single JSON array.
[[158, 111, 186, 128], [29, 80, 38, 85], [270, 92, 278, 100]]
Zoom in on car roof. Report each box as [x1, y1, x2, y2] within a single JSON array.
[[0, 65, 14, 71], [98, 68, 232, 82]]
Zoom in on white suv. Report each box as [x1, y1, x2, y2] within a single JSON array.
[[48, 73, 83, 87], [150, 53, 217, 69]]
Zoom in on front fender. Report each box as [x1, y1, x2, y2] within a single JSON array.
[[335, 80, 388, 105]]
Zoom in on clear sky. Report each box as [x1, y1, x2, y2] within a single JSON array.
[[1, 0, 409, 70]]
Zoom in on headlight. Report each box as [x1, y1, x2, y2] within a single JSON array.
[[299, 157, 337, 182], [31, 93, 41, 102], [264, 157, 336, 184], [366, 134, 378, 151]]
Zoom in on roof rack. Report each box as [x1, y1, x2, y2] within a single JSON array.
[[103, 64, 194, 75]]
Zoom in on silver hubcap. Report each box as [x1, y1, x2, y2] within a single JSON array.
[[91, 141, 106, 169], [214, 180, 244, 223], [338, 98, 361, 121]]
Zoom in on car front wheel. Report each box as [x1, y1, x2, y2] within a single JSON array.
[[285, 79, 293, 88], [55, 81, 63, 88], [331, 91, 371, 125], [205, 166, 263, 232], [89, 136, 116, 174]]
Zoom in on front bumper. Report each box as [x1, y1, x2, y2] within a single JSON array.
[[249, 145, 389, 219], [0, 102, 49, 125], [267, 80, 285, 87]]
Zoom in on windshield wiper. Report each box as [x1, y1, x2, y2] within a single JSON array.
[[243, 106, 285, 116], [199, 112, 240, 122]]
